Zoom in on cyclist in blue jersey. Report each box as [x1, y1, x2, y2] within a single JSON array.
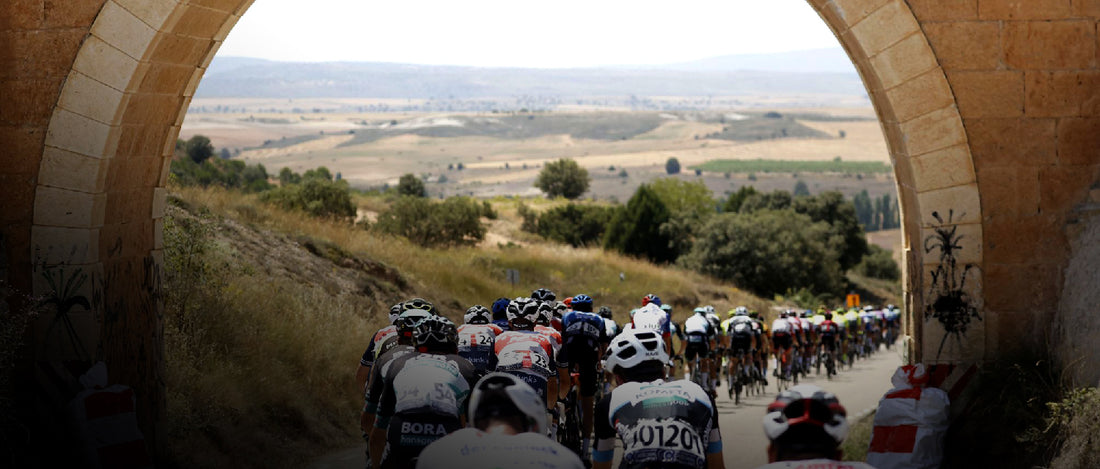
[[557, 293, 607, 463], [492, 297, 512, 332]]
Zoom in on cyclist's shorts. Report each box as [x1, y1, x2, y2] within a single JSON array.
[[498, 368, 550, 404], [772, 333, 792, 351], [558, 342, 599, 397], [821, 334, 837, 352], [383, 412, 460, 468], [684, 341, 709, 361], [729, 335, 753, 356]]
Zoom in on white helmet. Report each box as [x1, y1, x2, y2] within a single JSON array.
[[604, 330, 669, 375], [704, 305, 716, 315], [468, 372, 547, 434], [763, 384, 849, 446], [735, 306, 749, 316], [388, 303, 403, 324], [507, 297, 540, 329], [464, 305, 492, 325]]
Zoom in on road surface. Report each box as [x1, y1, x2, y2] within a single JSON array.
[[310, 347, 903, 469]]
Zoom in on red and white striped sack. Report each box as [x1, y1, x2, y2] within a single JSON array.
[[866, 365, 950, 469], [69, 384, 153, 469]]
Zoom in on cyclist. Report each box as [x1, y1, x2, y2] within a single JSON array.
[[641, 293, 661, 308], [784, 310, 804, 377], [371, 315, 477, 468], [817, 312, 841, 377], [492, 297, 512, 332], [702, 306, 722, 394], [557, 293, 607, 463], [532, 287, 566, 334], [599, 306, 619, 340], [724, 307, 754, 398], [532, 287, 557, 304], [416, 373, 584, 469], [357, 303, 403, 392], [798, 311, 815, 375], [457, 305, 502, 375], [630, 302, 672, 357], [682, 307, 714, 395], [758, 384, 872, 468], [594, 330, 724, 469], [749, 311, 769, 385], [494, 297, 559, 412], [361, 307, 431, 466], [771, 311, 794, 380]]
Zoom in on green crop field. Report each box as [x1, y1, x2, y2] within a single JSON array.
[[692, 158, 891, 174]]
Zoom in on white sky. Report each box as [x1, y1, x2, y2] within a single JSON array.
[[219, 0, 842, 68]]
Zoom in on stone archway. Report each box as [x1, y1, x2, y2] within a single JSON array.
[[10, 0, 1100, 457]]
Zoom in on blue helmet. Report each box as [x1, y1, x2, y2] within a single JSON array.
[[491, 297, 511, 320], [571, 294, 593, 313]]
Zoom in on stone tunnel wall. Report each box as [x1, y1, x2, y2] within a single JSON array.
[[1, 0, 1100, 459]]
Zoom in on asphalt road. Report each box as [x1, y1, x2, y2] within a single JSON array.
[[310, 347, 904, 469]]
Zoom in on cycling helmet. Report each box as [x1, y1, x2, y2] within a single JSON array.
[[824, 312, 833, 321], [571, 294, 593, 313], [779, 311, 788, 318], [563, 297, 573, 308], [693, 306, 707, 315], [402, 297, 437, 315], [641, 294, 662, 307], [464, 305, 492, 325], [535, 301, 553, 326], [491, 297, 511, 320], [469, 372, 547, 435], [598, 306, 613, 319], [734, 306, 749, 317], [531, 288, 556, 302], [414, 315, 458, 351], [763, 384, 849, 448], [604, 330, 669, 375], [553, 301, 568, 318], [660, 304, 673, 315], [704, 305, 715, 315], [388, 303, 403, 323], [802, 310, 812, 318], [863, 305, 874, 312], [396, 309, 433, 340], [507, 297, 540, 330]]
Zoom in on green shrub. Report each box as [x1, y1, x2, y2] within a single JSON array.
[[260, 178, 356, 220], [397, 173, 427, 197], [535, 203, 617, 247], [534, 158, 590, 199], [171, 158, 273, 193], [855, 245, 900, 280], [517, 202, 539, 233], [374, 196, 486, 247], [680, 209, 844, 297], [604, 184, 676, 263]]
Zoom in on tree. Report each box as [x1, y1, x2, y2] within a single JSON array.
[[680, 209, 844, 298], [665, 157, 681, 175], [303, 166, 333, 182], [647, 178, 715, 219], [603, 184, 676, 263], [278, 167, 301, 186], [855, 245, 900, 281], [397, 173, 427, 197], [535, 203, 617, 247], [853, 190, 874, 230], [791, 191, 868, 272], [723, 186, 758, 213], [185, 135, 214, 164], [534, 158, 590, 199], [793, 180, 810, 197], [260, 178, 355, 219], [219, 148, 231, 160], [739, 190, 792, 213], [374, 196, 486, 247]]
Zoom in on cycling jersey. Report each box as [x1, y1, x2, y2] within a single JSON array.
[[632, 305, 670, 337], [361, 325, 398, 367], [771, 319, 791, 334], [754, 459, 876, 469], [726, 317, 755, 355], [682, 314, 712, 361], [771, 319, 793, 351], [375, 352, 477, 469], [817, 320, 840, 351], [594, 379, 721, 468], [494, 333, 558, 403], [604, 318, 620, 339], [534, 324, 563, 355], [416, 428, 585, 469], [456, 324, 502, 374], [364, 345, 418, 413]]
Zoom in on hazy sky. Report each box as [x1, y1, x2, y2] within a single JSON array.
[[219, 0, 842, 68]]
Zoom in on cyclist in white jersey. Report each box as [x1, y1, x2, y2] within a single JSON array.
[[631, 303, 672, 357], [417, 372, 584, 469], [682, 307, 714, 395], [594, 330, 724, 469], [755, 384, 875, 469]]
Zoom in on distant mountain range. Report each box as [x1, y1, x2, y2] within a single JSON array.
[[195, 48, 864, 100]]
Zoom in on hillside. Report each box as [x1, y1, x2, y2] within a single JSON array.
[[162, 185, 773, 468]]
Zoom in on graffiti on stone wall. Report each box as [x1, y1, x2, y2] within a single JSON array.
[[923, 210, 980, 359], [37, 265, 92, 360]]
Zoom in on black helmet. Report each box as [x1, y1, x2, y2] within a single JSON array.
[[414, 316, 458, 352], [535, 301, 553, 327], [465, 305, 492, 325], [598, 306, 613, 319], [531, 288, 556, 302], [396, 309, 433, 342]]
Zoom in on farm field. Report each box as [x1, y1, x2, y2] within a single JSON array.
[[180, 100, 894, 201]]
